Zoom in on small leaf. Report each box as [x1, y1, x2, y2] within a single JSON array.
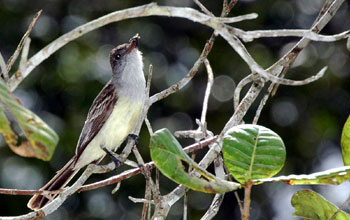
[[150, 128, 240, 193], [253, 166, 350, 185], [0, 79, 58, 161], [341, 115, 350, 165], [292, 190, 350, 220], [223, 124, 286, 184]]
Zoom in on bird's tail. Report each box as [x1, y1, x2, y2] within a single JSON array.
[[27, 157, 79, 210]]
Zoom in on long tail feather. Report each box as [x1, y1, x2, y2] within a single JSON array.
[[27, 157, 79, 210]]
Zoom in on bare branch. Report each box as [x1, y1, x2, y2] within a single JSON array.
[[0, 188, 58, 196], [78, 136, 217, 192], [200, 194, 225, 220], [235, 28, 350, 42], [145, 3, 347, 218], [233, 74, 253, 110], [201, 59, 214, 124], [193, 0, 215, 17], [111, 182, 121, 194], [145, 117, 154, 136], [251, 0, 345, 123], [222, 0, 239, 16], [1, 162, 115, 220], [129, 197, 154, 204], [200, 156, 226, 220], [219, 13, 258, 23], [150, 35, 215, 103], [7, 3, 255, 92], [0, 52, 8, 81], [268, 0, 344, 73], [19, 37, 31, 72], [6, 10, 41, 74]]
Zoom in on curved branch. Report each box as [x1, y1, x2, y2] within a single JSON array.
[[8, 3, 255, 92]]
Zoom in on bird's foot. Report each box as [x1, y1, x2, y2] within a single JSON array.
[[101, 146, 121, 169], [127, 133, 139, 147]]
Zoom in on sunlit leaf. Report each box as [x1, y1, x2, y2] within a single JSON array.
[[252, 166, 350, 185], [0, 79, 58, 161], [341, 115, 350, 165], [150, 128, 240, 193], [223, 124, 286, 184], [292, 190, 350, 220]]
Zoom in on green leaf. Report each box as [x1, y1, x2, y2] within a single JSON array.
[[292, 190, 350, 220], [252, 166, 350, 185], [150, 128, 240, 193], [0, 79, 58, 161], [341, 115, 350, 165], [223, 124, 286, 184]]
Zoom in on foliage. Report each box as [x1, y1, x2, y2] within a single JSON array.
[[0, 78, 58, 160], [292, 190, 350, 220]]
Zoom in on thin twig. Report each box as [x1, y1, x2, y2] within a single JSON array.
[[193, 0, 215, 17], [0, 188, 59, 196], [234, 28, 350, 42], [6, 10, 42, 74], [0, 117, 217, 198], [78, 136, 217, 192], [201, 59, 214, 124], [145, 117, 154, 136], [19, 38, 31, 72], [111, 182, 121, 194], [253, 67, 327, 124], [200, 194, 225, 220], [222, 0, 238, 16], [200, 156, 226, 220], [7, 3, 256, 91], [233, 74, 253, 110], [184, 191, 188, 220], [234, 191, 244, 214], [150, 34, 215, 104], [129, 197, 154, 204], [141, 180, 152, 220], [0, 52, 8, 81], [252, 0, 344, 123], [1, 162, 115, 220]]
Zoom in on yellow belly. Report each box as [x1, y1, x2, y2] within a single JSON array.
[[74, 97, 143, 169]]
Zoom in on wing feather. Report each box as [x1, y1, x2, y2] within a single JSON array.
[[75, 81, 118, 159]]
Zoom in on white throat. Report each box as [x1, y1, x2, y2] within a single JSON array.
[[115, 49, 145, 101]]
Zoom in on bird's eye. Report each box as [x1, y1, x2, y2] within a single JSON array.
[[115, 54, 121, 60]]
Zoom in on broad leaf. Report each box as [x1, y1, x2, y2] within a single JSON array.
[[0, 79, 58, 161], [150, 128, 240, 193], [341, 115, 350, 165], [223, 124, 286, 184], [292, 190, 350, 220], [253, 166, 350, 185]]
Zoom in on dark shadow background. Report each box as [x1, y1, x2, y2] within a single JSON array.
[[0, 0, 349, 219]]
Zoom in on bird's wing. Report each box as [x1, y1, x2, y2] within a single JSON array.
[[75, 80, 118, 159]]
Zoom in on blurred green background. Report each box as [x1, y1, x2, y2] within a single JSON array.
[[0, 0, 349, 219]]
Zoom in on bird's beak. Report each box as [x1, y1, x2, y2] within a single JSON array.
[[126, 33, 140, 54]]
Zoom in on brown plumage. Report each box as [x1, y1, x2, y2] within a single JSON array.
[[28, 81, 118, 210], [27, 34, 145, 211]]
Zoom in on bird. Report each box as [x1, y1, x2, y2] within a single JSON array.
[[27, 34, 146, 210]]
